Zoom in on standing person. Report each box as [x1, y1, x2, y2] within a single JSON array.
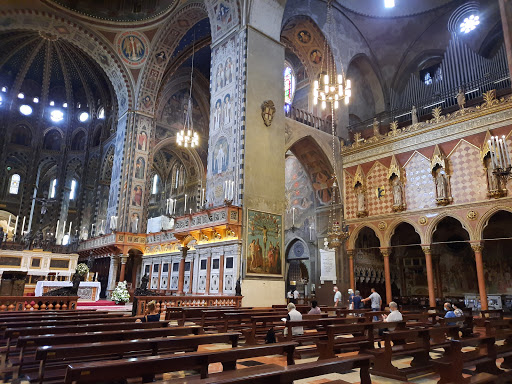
[[293, 288, 299, 304], [333, 286, 342, 307], [348, 289, 354, 310], [308, 300, 322, 315], [287, 290, 293, 303], [362, 288, 382, 320], [353, 290, 363, 311]]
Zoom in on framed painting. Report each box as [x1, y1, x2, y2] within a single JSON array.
[[246, 209, 283, 277]]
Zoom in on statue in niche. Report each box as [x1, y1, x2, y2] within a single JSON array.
[[355, 183, 367, 217], [411, 105, 418, 125], [456, 88, 466, 109], [372, 118, 381, 137], [391, 176, 404, 211], [235, 278, 242, 296], [434, 166, 451, 205]]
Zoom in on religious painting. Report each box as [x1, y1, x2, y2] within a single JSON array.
[[117, 31, 149, 67], [223, 93, 233, 126], [137, 131, 147, 151], [161, 89, 206, 133], [224, 57, 234, 85], [297, 30, 311, 44], [135, 157, 145, 179], [246, 209, 283, 276], [155, 50, 167, 64], [213, 98, 222, 133], [212, 136, 229, 175], [285, 155, 315, 231], [216, 2, 231, 24], [312, 170, 333, 205], [215, 63, 225, 91], [132, 185, 143, 206], [310, 49, 322, 65]]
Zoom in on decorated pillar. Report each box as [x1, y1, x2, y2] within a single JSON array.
[[472, 243, 488, 311], [177, 246, 189, 295], [119, 254, 128, 282], [381, 248, 392, 305], [347, 249, 355, 292], [422, 247, 436, 308], [107, 254, 119, 295], [499, 0, 512, 79]]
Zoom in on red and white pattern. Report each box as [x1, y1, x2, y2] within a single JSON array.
[[344, 172, 357, 219], [404, 152, 436, 211], [448, 140, 488, 204], [366, 161, 394, 216]]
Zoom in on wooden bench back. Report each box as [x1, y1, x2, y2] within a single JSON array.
[[0, 316, 135, 331]]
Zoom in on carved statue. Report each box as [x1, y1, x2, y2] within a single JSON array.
[[134, 274, 156, 296], [456, 88, 465, 109], [43, 272, 81, 296], [411, 105, 418, 125], [372, 118, 381, 137], [356, 185, 366, 213], [235, 278, 242, 296], [392, 178, 403, 207], [435, 169, 448, 200]]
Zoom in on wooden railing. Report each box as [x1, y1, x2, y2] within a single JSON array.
[[0, 296, 79, 311], [285, 106, 333, 134], [134, 295, 243, 316]]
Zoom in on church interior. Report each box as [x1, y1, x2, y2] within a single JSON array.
[[1, 0, 512, 383]]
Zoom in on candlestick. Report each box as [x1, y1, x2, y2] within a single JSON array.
[[292, 208, 295, 227], [499, 138, 506, 168], [56, 219, 60, 238], [231, 180, 234, 200], [173, 198, 176, 214], [166, 198, 169, 214], [184, 194, 187, 213], [503, 135, 511, 167], [309, 226, 312, 241], [224, 181, 228, 199], [189, 208, 192, 215], [69, 221, 72, 235], [7, 214, 11, 239], [14, 216, 19, 237], [21, 216, 26, 236]]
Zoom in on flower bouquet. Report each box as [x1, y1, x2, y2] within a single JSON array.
[[111, 281, 130, 304], [76, 263, 89, 277]]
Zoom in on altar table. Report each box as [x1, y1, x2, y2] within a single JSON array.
[[35, 281, 101, 301]]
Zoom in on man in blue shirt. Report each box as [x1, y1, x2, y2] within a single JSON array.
[[362, 288, 382, 321], [443, 302, 457, 325]]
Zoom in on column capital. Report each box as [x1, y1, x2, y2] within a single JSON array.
[[380, 248, 391, 257], [120, 255, 129, 264], [346, 249, 355, 258], [471, 243, 483, 253], [422, 246, 431, 255], [180, 245, 190, 258]]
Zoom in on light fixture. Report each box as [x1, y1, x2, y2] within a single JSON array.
[[0, 95, 2, 105], [19, 105, 33, 116], [49, 101, 55, 106], [50, 109, 64, 122], [176, 30, 199, 149], [384, 0, 395, 8], [63, 102, 68, 108], [78, 111, 89, 122], [33, 97, 39, 103], [460, 14, 480, 33], [17, 93, 24, 99], [1, 87, 6, 92]]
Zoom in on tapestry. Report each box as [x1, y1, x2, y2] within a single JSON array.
[[246, 210, 282, 276]]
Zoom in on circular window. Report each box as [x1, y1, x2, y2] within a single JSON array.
[[19, 105, 33, 116], [50, 110, 64, 122], [78, 111, 89, 122]]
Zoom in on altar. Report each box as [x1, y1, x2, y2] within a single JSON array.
[[35, 281, 101, 301]]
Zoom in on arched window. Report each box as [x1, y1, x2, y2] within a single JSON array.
[[175, 167, 180, 189], [424, 72, 432, 85], [152, 174, 159, 194], [97, 107, 105, 119], [9, 174, 20, 194], [284, 65, 296, 106], [43, 130, 62, 150], [11, 125, 32, 146], [49, 179, 57, 199], [69, 179, 78, 200]]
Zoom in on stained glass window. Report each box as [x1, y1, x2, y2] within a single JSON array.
[[152, 174, 158, 194], [49, 179, 57, 198], [9, 174, 20, 194], [424, 72, 433, 85], [69, 179, 77, 200], [284, 66, 296, 106]]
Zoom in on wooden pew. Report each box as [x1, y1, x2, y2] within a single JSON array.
[[165, 307, 241, 325], [316, 323, 374, 359], [0, 310, 100, 317], [156, 354, 374, 384], [366, 328, 433, 380], [64, 342, 298, 383], [431, 336, 500, 384], [485, 319, 512, 369], [218, 310, 287, 333], [28, 332, 241, 384], [14, 326, 201, 378]]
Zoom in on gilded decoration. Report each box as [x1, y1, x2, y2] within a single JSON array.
[[378, 221, 387, 231], [419, 216, 428, 225], [467, 210, 478, 221], [261, 100, 276, 127]]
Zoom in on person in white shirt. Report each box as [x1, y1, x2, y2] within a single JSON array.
[[293, 289, 299, 301], [283, 302, 303, 336], [333, 286, 342, 307], [379, 301, 402, 347]]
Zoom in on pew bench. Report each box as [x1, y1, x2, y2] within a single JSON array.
[[431, 336, 501, 384], [63, 342, 298, 383], [316, 323, 374, 359], [485, 319, 512, 369], [24, 332, 241, 384]]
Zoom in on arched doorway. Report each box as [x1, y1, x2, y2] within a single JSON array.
[[354, 227, 383, 300], [390, 223, 424, 304], [286, 238, 311, 301], [431, 217, 477, 302], [483, 210, 512, 310]]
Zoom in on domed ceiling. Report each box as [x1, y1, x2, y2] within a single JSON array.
[[46, 0, 179, 23], [0, 30, 114, 110], [336, 0, 456, 17]]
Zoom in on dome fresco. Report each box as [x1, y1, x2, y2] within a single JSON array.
[[336, 0, 455, 17]]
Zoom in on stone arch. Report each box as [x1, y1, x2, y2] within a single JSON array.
[[285, 237, 311, 260], [42, 129, 63, 151], [9, 123, 33, 146], [348, 223, 384, 250], [392, 49, 445, 93], [426, 213, 475, 244], [70, 129, 87, 151], [384, 218, 425, 247], [0, 9, 132, 113], [477, 206, 512, 241]]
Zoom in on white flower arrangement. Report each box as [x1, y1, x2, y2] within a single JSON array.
[[111, 281, 130, 303], [76, 263, 89, 276]]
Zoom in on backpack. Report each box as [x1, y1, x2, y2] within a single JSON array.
[[265, 327, 276, 343]]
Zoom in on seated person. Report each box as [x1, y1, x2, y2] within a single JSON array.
[[136, 300, 160, 323], [443, 302, 457, 326], [379, 301, 403, 347], [283, 302, 304, 336], [452, 303, 464, 317], [308, 300, 322, 315]]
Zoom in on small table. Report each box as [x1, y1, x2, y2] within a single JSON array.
[[35, 281, 101, 301]]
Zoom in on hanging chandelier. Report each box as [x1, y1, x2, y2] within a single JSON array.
[[177, 35, 199, 148], [314, 0, 350, 249], [313, 1, 351, 111]]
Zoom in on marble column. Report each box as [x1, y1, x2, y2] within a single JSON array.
[[499, 0, 512, 79], [347, 249, 355, 292], [205, 255, 212, 294], [422, 246, 436, 308], [472, 244, 488, 311], [107, 254, 119, 297], [177, 246, 189, 295], [119, 254, 128, 282], [432, 253, 443, 299], [381, 248, 392, 305], [218, 255, 224, 294], [189, 259, 194, 294]]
